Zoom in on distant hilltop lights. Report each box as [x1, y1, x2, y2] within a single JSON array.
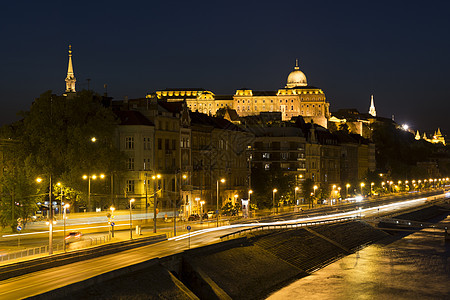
[[415, 128, 446, 146], [57, 46, 446, 144]]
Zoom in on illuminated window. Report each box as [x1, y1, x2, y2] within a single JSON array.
[[265, 163, 270, 170]]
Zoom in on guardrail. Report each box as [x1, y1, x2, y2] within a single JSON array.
[[220, 216, 358, 240], [0, 234, 111, 263]]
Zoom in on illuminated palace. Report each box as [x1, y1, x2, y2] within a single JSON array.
[[153, 60, 330, 128]]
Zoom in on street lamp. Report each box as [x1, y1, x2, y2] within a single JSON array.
[[110, 206, 115, 237], [36, 176, 54, 255], [370, 182, 374, 195], [294, 187, 299, 205], [216, 178, 225, 227], [151, 174, 161, 233], [346, 183, 350, 197], [129, 198, 135, 239], [272, 188, 278, 214], [313, 185, 318, 196], [248, 190, 253, 216], [360, 182, 365, 195], [56, 182, 63, 217], [82, 174, 105, 212], [63, 204, 70, 252]]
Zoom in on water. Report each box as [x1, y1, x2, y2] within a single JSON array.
[[268, 217, 450, 299]]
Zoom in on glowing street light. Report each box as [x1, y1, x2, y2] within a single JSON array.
[[272, 188, 278, 214], [313, 185, 318, 196], [216, 178, 225, 227], [294, 187, 299, 205], [110, 206, 115, 237], [370, 182, 374, 195], [360, 182, 365, 194], [36, 176, 54, 255], [346, 183, 350, 197], [151, 174, 161, 233], [129, 198, 135, 239], [83, 174, 105, 212]]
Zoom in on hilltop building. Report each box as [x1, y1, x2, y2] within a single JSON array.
[[152, 60, 330, 128], [415, 128, 446, 146]]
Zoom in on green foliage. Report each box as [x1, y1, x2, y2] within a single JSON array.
[[251, 166, 297, 209], [221, 201, 240, 216], [371, 122, 436, 178], [0, 90, 125, 225], [301, 178, 314, 207], [215, 107, 227, 118]]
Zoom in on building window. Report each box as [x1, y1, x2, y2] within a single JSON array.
[[127, 157, 134, 170], [158, 138, 162, 150], [126, 180, 135, 193], [262, 153, 270, 159], [281, 152, 288, 160], [144, 158, 151, 169], [125, 136, 134, 149], [143, 137, 151, 150], [265, 163, 270, 170], [291, 106, 294, 110]]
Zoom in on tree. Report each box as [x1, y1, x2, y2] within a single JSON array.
[[0, 90, 125, 223], [215, 107, 227, 118], [301, 178, 314, 208]]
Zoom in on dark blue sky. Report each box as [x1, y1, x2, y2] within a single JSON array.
[[1, 1, 449, 131]]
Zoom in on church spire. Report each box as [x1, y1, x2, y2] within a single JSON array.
[[294, 58, 299, 70], [65, 45, 76, 93], [369, 94, 376, 117]]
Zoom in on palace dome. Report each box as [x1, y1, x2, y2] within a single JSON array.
[[286, 61, 307, 88]]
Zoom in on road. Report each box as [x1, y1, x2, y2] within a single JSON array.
[[0, 191, 449, 299]]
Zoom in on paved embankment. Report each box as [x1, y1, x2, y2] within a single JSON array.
[[38, 220, 389, 300]]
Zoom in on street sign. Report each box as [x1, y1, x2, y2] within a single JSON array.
[[215, 210, 219, 214], [111, 222, 115, 226], [17, 226, 22, 231], [186, 225, 191, 231]]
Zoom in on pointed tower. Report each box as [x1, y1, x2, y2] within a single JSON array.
[[65, 45, 76, 93], [415, 130, 421, 140], [369, 95, 376, 117]]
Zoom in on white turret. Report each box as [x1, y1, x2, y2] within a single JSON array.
[[369, 95, 376, 117], [65, 45, 76, 93]]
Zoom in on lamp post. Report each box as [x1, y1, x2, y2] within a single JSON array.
[[360, 182, 365, 195], [37, 176, 54, 255], [346, 183, 350, 198], [195, 197, 201, 222], [294, 187, 299, 205], [248, 190, 253, 217], [370, 182, 374, 195], [152, 174, 161, 233], [129, 198, 135, 239], [272, 188, 277, 214], [63, 204, 70, 252], [82, 174, 105, 212], [110, 206, 115, 237], [216, 178, 225, 227], [200, 201, 205, 219], [56, 182, 63, 218]]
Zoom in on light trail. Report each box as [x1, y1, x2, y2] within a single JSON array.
[[169, 196, 435, 242]]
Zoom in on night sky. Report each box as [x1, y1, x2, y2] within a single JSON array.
[[1, 1, 449, 131]]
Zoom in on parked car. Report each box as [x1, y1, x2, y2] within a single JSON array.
[[207, 211, 215, 219], [65, 231, 82, 243], [188, 214, 200, 221]]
